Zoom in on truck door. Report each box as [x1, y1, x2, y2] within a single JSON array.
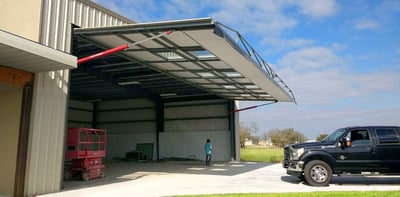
[[373, 127, 400, 172], [336, 129, 376, 171]]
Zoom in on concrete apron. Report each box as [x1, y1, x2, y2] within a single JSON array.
[[40, 161, 400, 197]]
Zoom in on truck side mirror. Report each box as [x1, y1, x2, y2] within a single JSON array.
[[345, 136, 351, 147], [339, 136, 351, 148]]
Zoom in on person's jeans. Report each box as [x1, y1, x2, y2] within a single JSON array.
[[206, 154, 211, 166]]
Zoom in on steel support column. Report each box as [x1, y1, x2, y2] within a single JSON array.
[[228, 100, 236, 161], [155, 101, 164, 160]]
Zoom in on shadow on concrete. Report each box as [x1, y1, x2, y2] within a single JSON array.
[[280, 175, 304, 185], [62, 160, 272, 191], [331, 175, 400, 185], [280, 174, 400, 186]]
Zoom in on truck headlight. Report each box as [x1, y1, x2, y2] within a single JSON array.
[[291, 148, 304, 160]]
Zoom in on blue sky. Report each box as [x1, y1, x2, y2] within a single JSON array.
[[94, 0, 400, 139]]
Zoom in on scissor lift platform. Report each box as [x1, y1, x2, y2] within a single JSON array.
[[64, 128, 106, 181]]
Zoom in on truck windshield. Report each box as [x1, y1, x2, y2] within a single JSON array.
[[322, 129, 346, 142]]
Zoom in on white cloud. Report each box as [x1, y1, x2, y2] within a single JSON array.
[[239, 65, 400, 138], [277, 45, 400, 105], [94, 0, 326, 38], [354, 71, 400, 95], [353, 18, 380, 30], [239, 45, 400, 138], [291, 0, 339, 18], [278, 68, 353, 105], [278, 47, 342, 71], [261, 37, 314, 53], [209, 0, 297, 37], [378, 0, 400, 15], [240, 100, 400, 138]]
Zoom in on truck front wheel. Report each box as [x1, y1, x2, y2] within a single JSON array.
[[304, 160, 332, 186]]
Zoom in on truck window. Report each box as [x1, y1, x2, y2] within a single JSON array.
[[376, 128, 400, 144], [323, 129, 346, 142], [348, 130, 371, 145]]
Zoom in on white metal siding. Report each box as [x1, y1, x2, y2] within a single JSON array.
[[40, 0, 131, 51], [161, 100, 231, 161], [25, 0, 133, 195], [159, 131, 231, 161], [96, 99, 157, 160], [26, 71, 69, 195]]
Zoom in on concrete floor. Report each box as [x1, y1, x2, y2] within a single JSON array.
[[40, 160, 400, 197]]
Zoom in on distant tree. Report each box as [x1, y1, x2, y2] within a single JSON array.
[[268, 128, 307, 148], [239, 121, 258, 148], [252, 136, 261, 145], [249, 122, 259, 134], [267, 129, 283, 147], [316, 134, 329, 141], [261, 131, 269, 142]]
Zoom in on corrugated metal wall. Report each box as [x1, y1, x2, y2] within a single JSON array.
[[95, 98, 157, 160], [67, 98, 232, 162], [25, 0, 133, 195], [68, 99, 93, 128], [160, 100, 231, 161]]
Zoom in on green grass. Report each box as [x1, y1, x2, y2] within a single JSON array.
[[240, 146, 283, 163], [172, 191, 400, 197]]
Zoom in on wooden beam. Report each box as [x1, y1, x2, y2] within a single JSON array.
[[0, 66, 33, 87]]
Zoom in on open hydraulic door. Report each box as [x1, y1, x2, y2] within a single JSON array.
[[72, 18, 295, 103]]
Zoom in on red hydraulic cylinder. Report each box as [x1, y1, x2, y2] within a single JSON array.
[[77, 30, 173, 64], [232, 105, 258, 113], [77, 44, 129, 64], [231, 101, 277, 113]]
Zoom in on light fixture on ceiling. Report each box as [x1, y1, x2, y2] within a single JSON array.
[[197, 72, 215, 77], [118, 81, 141, 85], [222, 72, 242, 77], [244, 85, 259, 89], [158, 51, 184, 60], [160, 93, 177, 97], [190, 50, 216, 59], [240, 94, 251, 97], [222, 85, 236, 89], [259, 94, 273, 98]]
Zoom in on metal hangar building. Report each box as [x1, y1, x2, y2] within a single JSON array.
[[0, 0, 295, 196]]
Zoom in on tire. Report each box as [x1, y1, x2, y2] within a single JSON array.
[[64, 169, 71, 181], [82, 172, 90, 181], [304, 160, 332, 186], [100, 169, 105, 178]]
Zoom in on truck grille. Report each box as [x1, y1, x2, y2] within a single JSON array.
[[284, 146, 291, 160]]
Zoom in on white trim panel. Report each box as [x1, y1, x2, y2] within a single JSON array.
[[0, 30, 76, 73]]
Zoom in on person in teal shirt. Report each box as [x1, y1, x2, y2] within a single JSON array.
[[204, 139, 212, 166]]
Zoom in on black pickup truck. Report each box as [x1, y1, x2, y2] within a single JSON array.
[[282, 126, 400, 186]]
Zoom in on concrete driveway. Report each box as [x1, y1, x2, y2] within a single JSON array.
[[41, 161, 400, 197]]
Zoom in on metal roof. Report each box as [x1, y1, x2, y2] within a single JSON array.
[[72, 18, 295, 103], [0, 30, 77, 73]]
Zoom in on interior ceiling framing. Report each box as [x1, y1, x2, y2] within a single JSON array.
[[72, 17, 295, 103]]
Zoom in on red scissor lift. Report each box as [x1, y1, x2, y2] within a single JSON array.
[[64, 128, 106, 181]]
